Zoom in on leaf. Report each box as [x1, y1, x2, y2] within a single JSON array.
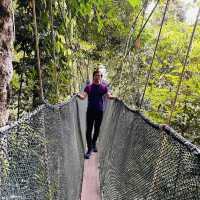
[[11, 71, 20, 90], [79, 40, 96, 51], [97, 14, 103, 32], [128, 0, 140, 8]]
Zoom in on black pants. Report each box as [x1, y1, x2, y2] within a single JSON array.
[[86, 109, 103, 151]]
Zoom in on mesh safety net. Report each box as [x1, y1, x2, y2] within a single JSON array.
[[99, 100, 200, 200], [0, 97, 86, 200], [0, 97, 200, 200]]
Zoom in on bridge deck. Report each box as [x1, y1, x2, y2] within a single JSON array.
[[80, 153, 101, 200]]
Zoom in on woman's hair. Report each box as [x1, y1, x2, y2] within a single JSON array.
[[93, 68, 102, 78]]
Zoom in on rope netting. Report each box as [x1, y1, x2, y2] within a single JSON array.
[[0, 97, 87, 200], [0, 97, 200, 200], [99, 100, 200, 200]]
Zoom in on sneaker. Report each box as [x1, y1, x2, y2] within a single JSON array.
[[92, 144, 98, 153], [84, 150, 91, 159]]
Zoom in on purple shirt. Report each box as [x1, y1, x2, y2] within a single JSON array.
[[84, 83, 108, 111]]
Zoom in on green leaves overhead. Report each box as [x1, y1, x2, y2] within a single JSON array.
[[128, 0, 140, 8]]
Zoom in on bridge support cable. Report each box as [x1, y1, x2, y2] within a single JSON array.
[[140, 0, 170, 108], [118, 0, 160, 97], [124, 0, 160, 59], [124, 4, 145, 56], [167, 7, 200, 124], [118, 0, 159, 94]]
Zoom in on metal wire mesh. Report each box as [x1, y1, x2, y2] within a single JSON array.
[[0, 97, 87, 200], [99, 100, 200, 200]]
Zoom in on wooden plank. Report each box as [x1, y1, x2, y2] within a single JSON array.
[[80, 153, 101, 200]]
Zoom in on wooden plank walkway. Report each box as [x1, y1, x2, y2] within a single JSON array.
[[80, 153, 101, 200]]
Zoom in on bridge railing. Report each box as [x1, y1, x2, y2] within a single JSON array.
[[1, 97, 200, 200], [99, 99, 200, 200], [0, 97, 87, 200]]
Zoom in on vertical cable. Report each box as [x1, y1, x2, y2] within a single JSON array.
[[140, 0, 170, 108], [125, 0, 160, 59], [167, 8, 200, 124]]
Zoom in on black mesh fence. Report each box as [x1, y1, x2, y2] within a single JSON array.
[[99, 99, 200, 200], [0, 97, 87, 200]]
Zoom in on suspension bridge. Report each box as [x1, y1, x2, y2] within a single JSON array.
[[0, 97, 199, 199], [1, 1, 200, 199]]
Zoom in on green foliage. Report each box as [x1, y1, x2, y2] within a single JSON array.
[[107, 1, 200, 145], [128, 0, 140, 8], [11, 71, 20, 90], [10, 0, 200, 144]]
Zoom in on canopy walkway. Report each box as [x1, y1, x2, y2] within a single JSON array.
[[0, 97, 200, 200]]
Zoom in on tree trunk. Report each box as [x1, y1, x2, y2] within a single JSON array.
[[0, 0, 13, 127]]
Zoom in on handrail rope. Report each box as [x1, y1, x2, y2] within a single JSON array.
[[0, 94, 77, 134], [115, 98, 200, 155], [139, 0, 170, 108], [42, 95, 77, 111], [32, 0, 44, 101], [124, 0, 160, 60], [167, 7, 200, 124], [0, 104, 45, 134]]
